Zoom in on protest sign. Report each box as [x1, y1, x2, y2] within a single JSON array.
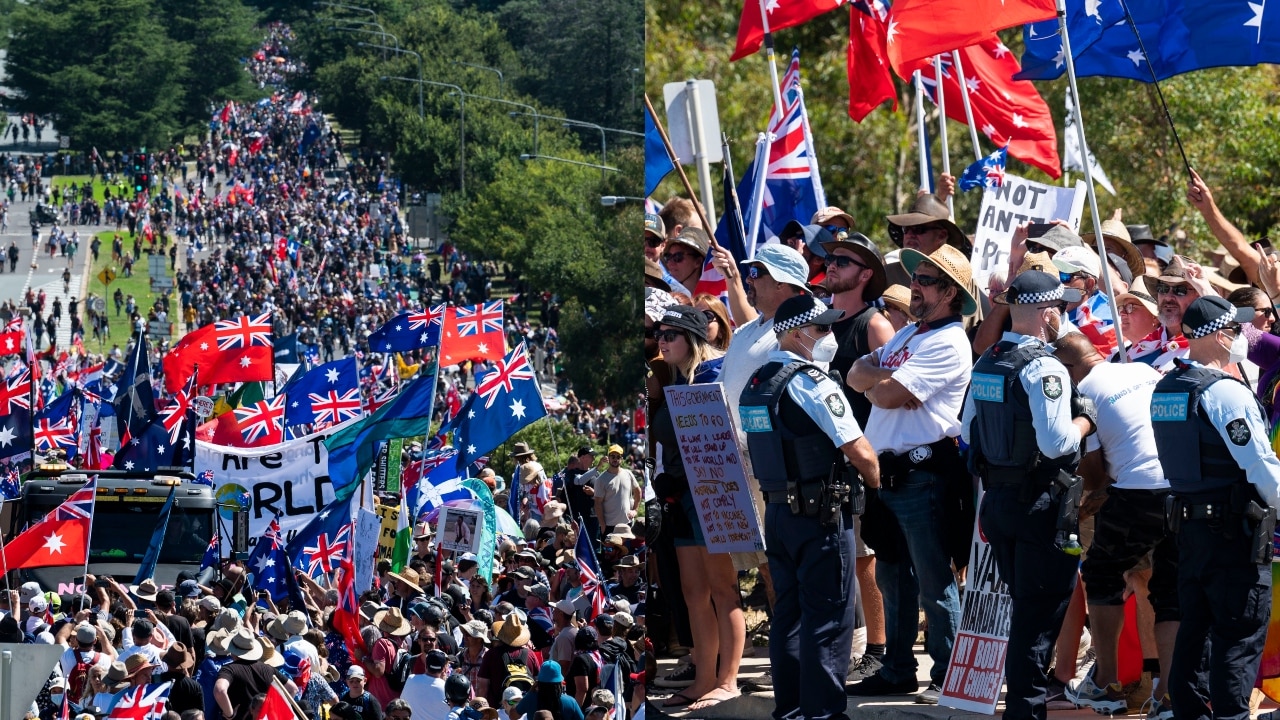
[[940, 493, 1011, 715], [439, 505, 483, 554], [664, 383, 765, 554], [354, 508, 381, 593], [969, 174, 1086, 291], [375, 501, 399, 554], [196, 419, 356, 549]]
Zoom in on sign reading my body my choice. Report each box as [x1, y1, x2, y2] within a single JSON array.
[[664, 383, 765, 554]]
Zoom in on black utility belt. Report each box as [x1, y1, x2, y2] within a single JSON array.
[[879, 437, 960, 490], [764, 475, 865, 523]]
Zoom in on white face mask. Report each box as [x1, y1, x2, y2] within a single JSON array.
[[809, 332, 839, 363], [1229, 332, 1248, 365]]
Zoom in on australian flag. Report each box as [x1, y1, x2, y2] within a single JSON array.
[[200, 534, 220, 572], [368, 307, 444, 353], [0, 466, 18, 501], [34, 391, 79, 460], [449, 343, 546, 471], [281, 358, 362, 429], [712, 48, 825, 260], [114, 336, 156, 444], [574, 518, 608, 620], [958, 147, 1008, 192], [1018, 0, 1280, 82], [285, 495, 355, 577], [247, 515, 291, 600]]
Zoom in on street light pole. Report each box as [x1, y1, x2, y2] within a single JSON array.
[[359, 42, 423, 118], [330, 25, 399, 57], [520, 154, 619, 173], [454, 61, 505, 96], [315, 1, 377, 19]]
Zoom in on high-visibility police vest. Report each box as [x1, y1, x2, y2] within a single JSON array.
[[1151, 360, 1257, 495], [738, 361, 845, 494]]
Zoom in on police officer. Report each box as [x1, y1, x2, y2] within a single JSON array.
[[1149, 295, 1280, 720], [739, 294, 880, 720], [961, 271, 1097, 720]]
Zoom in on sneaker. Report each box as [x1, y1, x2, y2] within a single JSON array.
[[1066, 674, 1128, 715], [1124, 671, 1153, 711], [1145, 694, 1173, 720], [845, 673, 920, 696], [741, 670, 773, 693], [1046, 676, 1076, 711], [846, 654, 883, 684], [916, 683, 942, 705], [655, 662, 696, 688]]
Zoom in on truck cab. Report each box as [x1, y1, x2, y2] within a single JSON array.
[[4, 467, 217, 593]]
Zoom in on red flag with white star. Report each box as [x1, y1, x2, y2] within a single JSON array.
[[440, 301, 505, 366], [731, 0, 845, 61], [0, 477, 95, 572], [885, 0, 1055, 78], [162, 313, 274, 392], [847, 1, 898, 122], [899, 39, 1060, 178]]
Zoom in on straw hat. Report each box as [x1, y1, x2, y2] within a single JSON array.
[[103, 662, 132, 693], [879, 285, 913, 319], [1082, 209, 1146, 282], [1117, 280, 1159, 318], [491, 614, 531, 648], [374, 608, 412, 637], [900, 244, 978, 316], [130, 578, 160, 602], [1016, 251, 1057, 277], [226, 627, 264, 661], [387, 567, 424, 594], [886, 194, 972, 256], [258, 637, 284, 668], [123, 653, 155, 677]]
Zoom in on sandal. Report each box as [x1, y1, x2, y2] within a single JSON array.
[[662, 692, 697, 708]]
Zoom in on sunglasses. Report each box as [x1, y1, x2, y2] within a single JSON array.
[[654, 329, 684, 343], [1156, 282, 1191, 297], [1256, 306, 1276, 319], [805, 324, 833, 334], [904, 225, 943, 236], [823, 225, 848, 236], [824, 255, 868, 270], [662, 252, 690, 264], [645, 235, 664, 248], [1221, 323, 1244, 336], [911, 273, 945, 287], [1059, 272, 1088, 283], [746, 265, 763, 280], [701, 310, 718, 323], [1025, 241, 1048, 254]]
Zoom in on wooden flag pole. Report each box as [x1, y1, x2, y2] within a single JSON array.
[[1057, 0, 1128, 360], [642, 94, 718, 249]]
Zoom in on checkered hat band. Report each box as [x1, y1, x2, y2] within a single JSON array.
[[1189, 309, 1233, 339], [774, 306, 826, 333], [1013, 286, 1064, 304]]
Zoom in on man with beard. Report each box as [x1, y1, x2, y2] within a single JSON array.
[[1140, 256, 1215, 371]]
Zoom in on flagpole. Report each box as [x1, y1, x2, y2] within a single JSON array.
[[744, 134, 771, 258], [755, 0, 789, 132], [912, 72, 929, 191], [950, 50, 984, 162], [1115, 0, 1191, 176], [933, 57, 953, 215], [78, 475, 98, 611], [1057, 0, 1129, 361], [641, 95, 718, 249]]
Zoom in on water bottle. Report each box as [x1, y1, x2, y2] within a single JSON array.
[[1061, 533, 1083, 557]]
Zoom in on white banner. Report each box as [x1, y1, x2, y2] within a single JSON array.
[[969, 174, 1086, 292], [354, 508, 381, 593], [195, 420, 357, 550]]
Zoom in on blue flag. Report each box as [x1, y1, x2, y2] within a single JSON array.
[[115, 335, 155, 443], [34, 391, 80, 460], [450, 343, 547, 470], [247, 515, 291, 601], [325, 369, 438, 502], [368, 308, 444, 353], [299, 122, 322, 153], [1018, 0, 1280, 82], [285, 494, 355, 577], [280, 358, 362, 429], [274, 332, 300, 364], [0, 407, 31, 462], [133, 487, 176, 584], [0, 466, 19, 500], [200, 534, 220, 572], [958, 147, 1008, 192], [644, 104, 676, 198], [113, 375, 196, 471]]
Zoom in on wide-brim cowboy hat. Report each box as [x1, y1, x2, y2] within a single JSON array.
[[386, 567, 424, 594], [373, 608, 412, 637], [123, 653, 156, 677], [226, 627, 265, 661], [103, 662, 132, 693], [879, 284, 913, 319], [510, 442, 535, 458], [130, 578, 160, 602], [900, 245, 979, 316], [886, 194, 972, 256], [819, 231, 888, 301], [1082, 210, 1145, 283], [258, 637, 284, 668], [162, 643, 194, 672], [492, 614, 532, 648]]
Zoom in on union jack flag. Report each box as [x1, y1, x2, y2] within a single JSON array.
[[54, 478, 96, 521], [366, 385, 397, 414], [574, 521, 608, 620], [303, 521, 351, 575], [35, 418, 77, 453], [0, 368, 31, 413], [214, 313, 273, 350], [407, 304, 446, 331], [453, 301, 504, 337], [475, 342, 535, 409], [159, 385, 193, 446], [200, 533, 220, 571], [308, 388, 363, 428], [233, 395, 286, 444], [0, 466, 19, 501], [193, 470, 215, 487], [106, 681, 172, 720]]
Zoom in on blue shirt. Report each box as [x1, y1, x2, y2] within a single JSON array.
[[514, 692, 584, 720], [1184, 360, 1280, 508]]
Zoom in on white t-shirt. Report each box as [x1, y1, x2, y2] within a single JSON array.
[[60, 647, 111, 684], [864, 321, 972, 454], [400, 674, 449, 720], [1078, 361, 1168, 490]]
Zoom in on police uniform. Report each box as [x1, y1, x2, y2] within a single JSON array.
[[740, 299, 865, 720], [961, 272, 1088, 720], [1149, 296, 1280, 720]]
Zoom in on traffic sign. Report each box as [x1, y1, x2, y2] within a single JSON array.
[[97, 268, 116, 285], [147, 320, 171, 338]]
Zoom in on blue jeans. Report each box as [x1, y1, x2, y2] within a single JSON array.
[[876, 469, 961, 685]]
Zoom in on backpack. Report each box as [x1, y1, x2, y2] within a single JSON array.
[[68, 650, 100, 701], [598, 639, 635, 698], [386, 649, 413, 693], [501, 651, 535, 692]]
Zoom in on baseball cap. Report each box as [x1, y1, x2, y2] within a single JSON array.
[[742, 243, 809, 288], [780, 221, 834, 258], [347, 665, 366, 679], [669, 227, 710, 256], [644, 213, 665, 238], [993, 271, 1083, 306], [576, 446, 595, 458], [1181, 296, 1253, 339], [656, 304, 709, 342], [502, 687, 524, 706], [75, 623, 97, 644], [425, 649, 449, 673], [554, 598, 577, 615], [1051, 246, 1102, 278], [176, 580, 201, 599], [812, 206, 856, 228], [19, 582, 41, 603]]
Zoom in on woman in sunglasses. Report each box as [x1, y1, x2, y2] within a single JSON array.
[[648, 304, 740, 710], [692, 293, 732, 352]]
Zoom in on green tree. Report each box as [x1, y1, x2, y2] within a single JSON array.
[[154, 0, 262, 135]]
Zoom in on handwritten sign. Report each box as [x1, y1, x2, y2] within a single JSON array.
[[940, 491, 1011, 715], [969, 174, 1085, 291], [664, 383, 765, 554]]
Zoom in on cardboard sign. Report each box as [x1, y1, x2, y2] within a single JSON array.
[[664, 383, 765, 554], [969, 174, 1085, 291], [439, 506, 483, 554], [940, 492, 1011, 715], [375, 502, 400, 554]]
